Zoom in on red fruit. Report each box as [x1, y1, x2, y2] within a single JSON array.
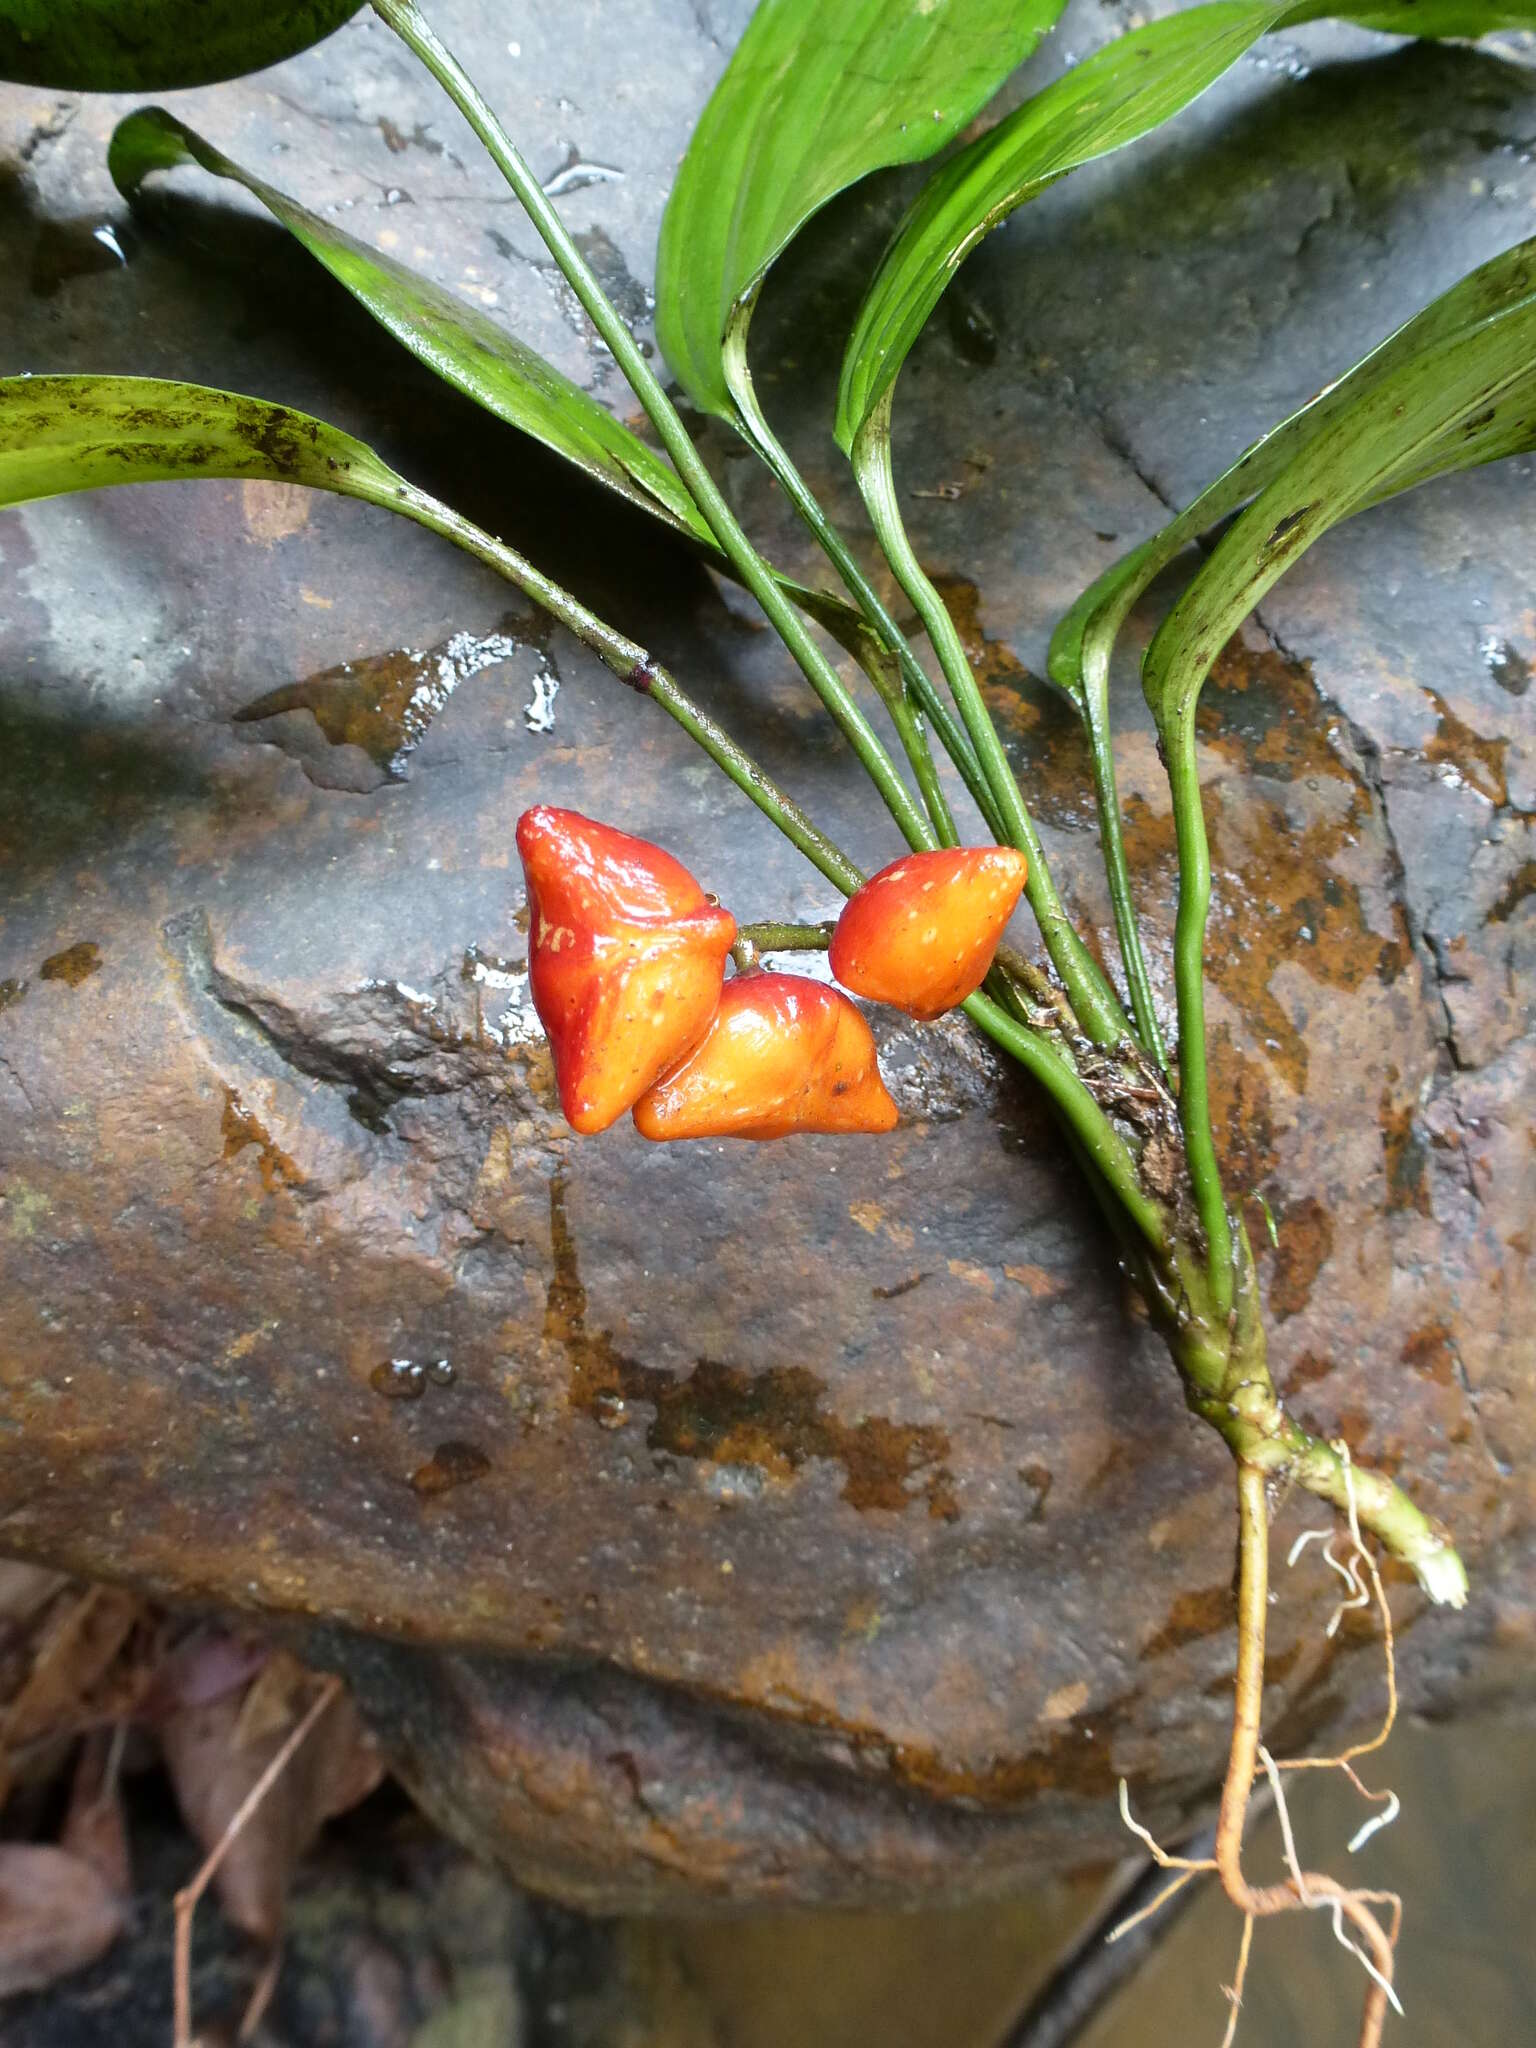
[[829, 846, 1028, 1020], [516, 805, 736, 1134], [632, 973, 898, 1141]]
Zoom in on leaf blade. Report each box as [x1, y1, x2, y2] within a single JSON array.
[[1143, 281, 1536, 737], [109, 108, 714, 547], [1048, 234, 1536, 715], [0, 373, 410, 510], [655, 0, 1069, 421], [0, 0, 361, 90], [836, 0, 1536, 451]]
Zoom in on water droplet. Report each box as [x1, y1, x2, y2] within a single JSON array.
[[428, 1357, 456, 1387], [594, 1392, 629, 1430], [371, 1358, 426, 1401]]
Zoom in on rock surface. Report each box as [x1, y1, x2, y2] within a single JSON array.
[[0, 2, 1532, 1906]]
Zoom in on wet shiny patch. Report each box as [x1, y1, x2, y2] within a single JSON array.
[[220, 1087, 303, 1193], [236, 625, 522, 789]]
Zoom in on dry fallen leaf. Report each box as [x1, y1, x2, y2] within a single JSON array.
[[0, 1562, 69, 1636], [60, 1730, 132, 1902], [0, 1841, 128, 1995], [1, 1584, 141, 1751], [162, 1667, 383, 1941]]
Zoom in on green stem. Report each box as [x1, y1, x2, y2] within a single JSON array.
[[1262, 1415, 1467, 1606], [390, 484, 862, 895], [963, 992, 1166, 1253], [1174, 1238, 1467, 1606], [1161, 702, 1233, 1311], [1077, 639, 1170, 1069], [372, 0, 935, 860], [722, 316, 1009, 847], [852, 397, 1131, 1048], [735, 921, 833, 953]]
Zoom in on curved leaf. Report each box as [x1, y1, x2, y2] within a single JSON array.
[[655, 0, 1068, 422], [1041, 232, 1535, 1070], [0, 0, 360, 90], [0, 374, 672, 697], [0, 374, 874, 901], [1048, 235, 1536, 717], [836, 0, 1536, 451], [1143, 281, 1536, 741], [0, 373, 411, 509], [1138, 264, 1536, 1268], [109, 107, 714, 548], [105, 109, 909, 705]]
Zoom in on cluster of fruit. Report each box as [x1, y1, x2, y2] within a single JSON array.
[[516, 807, 1027, 1142]]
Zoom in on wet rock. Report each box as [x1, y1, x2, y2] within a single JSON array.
[[1, 3, 1532, 1908]]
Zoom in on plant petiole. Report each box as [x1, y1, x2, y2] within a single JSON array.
[[372, 0, 938, 861]]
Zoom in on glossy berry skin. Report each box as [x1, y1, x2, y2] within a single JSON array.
[[633, 973, 898, 1141], [516, 806, 736, 1135], [829, 846, 1028, 1020]]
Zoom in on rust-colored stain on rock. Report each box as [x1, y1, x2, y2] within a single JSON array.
[[220, 1088, 304, 1193], [1017, 1461, 1052, 1519], [1284, 1351, 1336, 1391], [39, 941, 102, 986], [1205, 1023, 1280, 1199], [935, 576, 1099, 832], [1140, 1585, 1235, 1660], [1488, 859, 1536, 925], [1422, 687, 1522, 809], [1122, 642, 1414, 1096], [1378, 1076, 1432, 1217], [1401, 1321, 1459, 1388], [411, 1442, 493, 1496], [1201, 646, 1413, 1093], [1268, 1196, 1335, 1320], [736, 1677, 1124, 1806], [546, 1173, 958, 1519]]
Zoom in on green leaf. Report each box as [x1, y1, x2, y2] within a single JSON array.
[[1048, 234, 1536, 720], [0, 373, 414, 509], [105, 108, 913, 707], [0, 373, 678, 688], [109, 107, 714, 548], [0, 0, 360, 90], [1143, 271, 1536, 743], [1138, 256, 1536, 1279], [1044, 235, 1536, 1076], [655, 0, 1069, 422], [836, 0, 1536, 452], [1316, 2, 1536, 27]]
